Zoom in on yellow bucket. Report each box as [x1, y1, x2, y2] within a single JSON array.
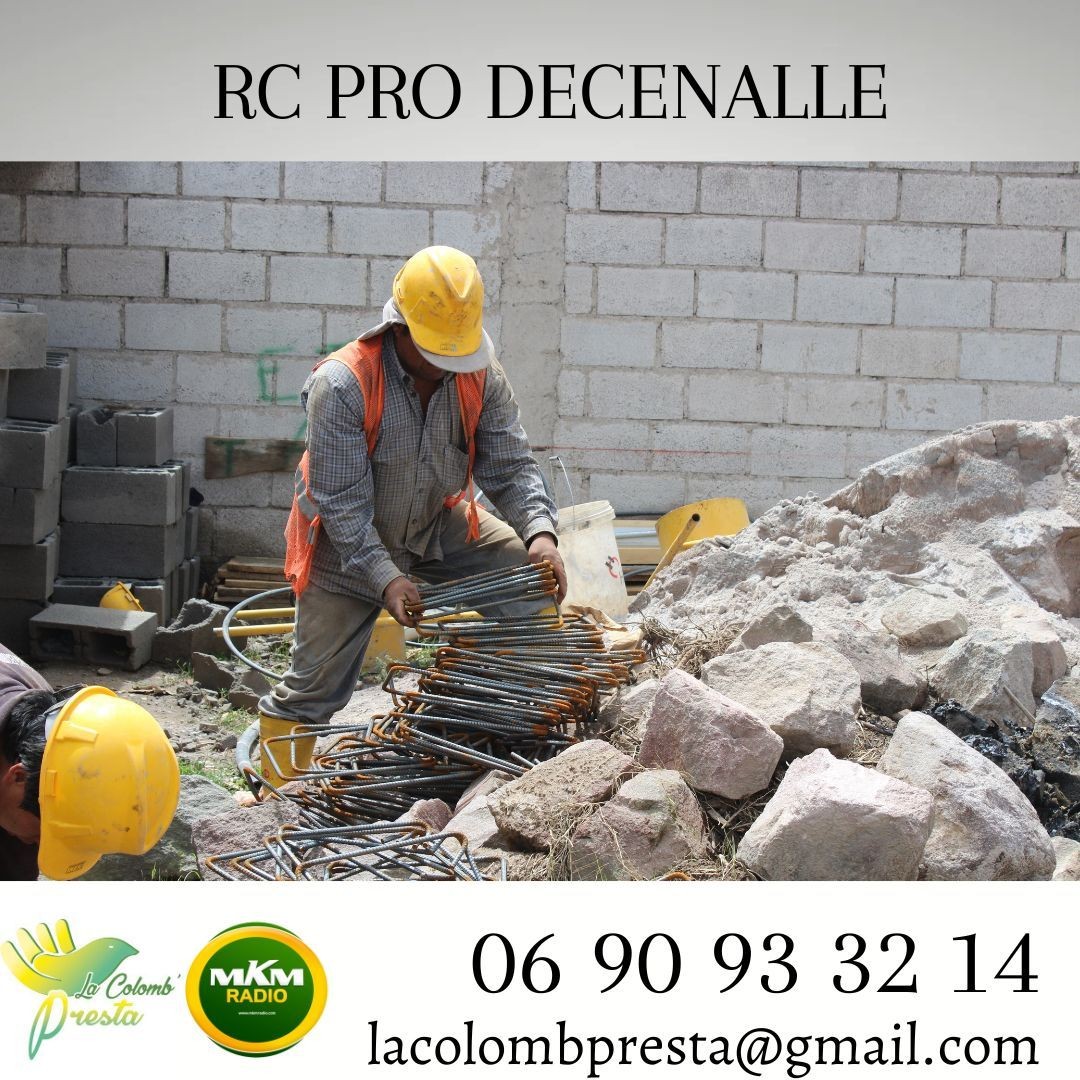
[[361, 611, 407, 672], [656, 498, 750, 554]]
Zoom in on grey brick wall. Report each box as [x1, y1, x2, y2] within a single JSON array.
[[1, 160, 1079, 562]]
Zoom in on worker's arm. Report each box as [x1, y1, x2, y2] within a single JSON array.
[[471, 360, 559, 546], [304, 365, 403, 602]]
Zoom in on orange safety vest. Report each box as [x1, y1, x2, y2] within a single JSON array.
[[284, 335, 486, 595]]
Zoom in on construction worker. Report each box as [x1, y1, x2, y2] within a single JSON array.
[[0, 643, 180, 881], [259, 245, 566, 786]]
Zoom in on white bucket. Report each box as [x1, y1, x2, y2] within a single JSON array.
[[556, 500, 629, 619]]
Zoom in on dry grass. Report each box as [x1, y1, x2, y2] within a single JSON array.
[[851, 712, 895, 767], [640, 616, 746, 678]]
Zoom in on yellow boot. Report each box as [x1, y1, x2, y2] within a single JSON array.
[[258, 714, 315, 788]]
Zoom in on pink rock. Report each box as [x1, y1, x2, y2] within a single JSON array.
[[640, 668, 783, 799], [396, 798, 452, 833]]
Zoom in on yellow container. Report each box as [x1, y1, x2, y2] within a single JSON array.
[[656, 498, 750, 553], [361, 611, 407, 672]]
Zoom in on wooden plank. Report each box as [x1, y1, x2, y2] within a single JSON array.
[[204, 437, 304, 479], [220, 578, 290, 590], [224, 557, 287, 573]]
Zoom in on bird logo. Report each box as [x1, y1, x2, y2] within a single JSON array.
[[1, 919, 137, 998]]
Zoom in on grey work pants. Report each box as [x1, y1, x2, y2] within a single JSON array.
[[259, 504, 541, 725]]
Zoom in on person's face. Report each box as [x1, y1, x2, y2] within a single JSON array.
[[392, 324, 448, 383], [0, 760, 40, 844]]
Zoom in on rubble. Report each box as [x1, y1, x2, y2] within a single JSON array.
[[737, 749, 934, 881], [930, 630, 1037, 730], [639, 668, 782, 799], [879, 590, 968, 647]]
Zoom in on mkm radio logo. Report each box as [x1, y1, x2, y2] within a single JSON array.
[[2, 918, 176, 1060], [186, 922, 327, 1057]]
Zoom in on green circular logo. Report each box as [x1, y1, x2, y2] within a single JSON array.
[[186, 923, 327, 1057]]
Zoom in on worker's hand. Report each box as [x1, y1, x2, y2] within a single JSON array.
[[383, 576, 422, 628], [527, 533, 567, 604]]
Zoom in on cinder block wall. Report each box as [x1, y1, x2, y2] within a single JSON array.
[[1, 161, 1078, 561]]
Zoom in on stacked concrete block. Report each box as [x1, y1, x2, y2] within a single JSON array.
[[28, 604, 158, 671], [59, 405, 198, 623], [0, 304, 66, 649]]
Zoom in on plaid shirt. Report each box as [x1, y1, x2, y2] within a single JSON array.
[[304, 330, 557, 601]]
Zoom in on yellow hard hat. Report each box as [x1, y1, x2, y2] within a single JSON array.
[[37, 686, 180, 881], [99, 582, 144, 611], [392, 246, 494, 373]]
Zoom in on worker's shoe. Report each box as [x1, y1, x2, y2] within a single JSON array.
[[258, 713, 315, 788]]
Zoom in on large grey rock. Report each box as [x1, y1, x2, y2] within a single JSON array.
[[397, 798, 452, 833], [702, 641, 861, 758], [999, 609, 1069, 698], [817, 622, 927, 715], [455, 769, 513, 813], [569, 770, 707, 880], [152, 598, 230, 663], [1029, 676, 1080, 800], [83, 776, 237, 881], [446, 796, 502, 850], [880, 589, 968, 647], [737, 749, 934, 881], [599, 678, 660, 750], [639, 668, 782, 799], [878, 712, 1056, 880], [487, 740, 636, 851], [192, 651, 235, 693], [729, 603, 813, 651], [930, 629, 1036, 729], [195, 794, 303, 878], [1051, 837, 1080, 881]]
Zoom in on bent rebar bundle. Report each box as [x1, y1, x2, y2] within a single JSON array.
[[224, 562, 643, 882]]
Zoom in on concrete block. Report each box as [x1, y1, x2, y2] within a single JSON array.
[[700, 166, 797, 217], [0, 311, 47, 370], [799, 169, 898, 220], [965, 228, 1063, 279], [151, 597, 230, 664], [761, 324, 857, 374], [985, 383, 1080, 422], [126, 303, 222, 352], [1068, 232, 1079, 278], [662, 320, 758, 370], [68, 248, 165, 297], [0, 163, 77, 192], [597, 267, 694, 316], [557, 370, 586, 416], [666, 217, 761, 267], [29, 603, 157, 671], [0, 482, 60, 545], [332, 207, 429, 256], [885, 382, 983, 431], [168, 565, 183, 620], [750, 428, 848, 478], [168, 252, 265, 302], [846, 430, 926, 477], [26, 195, 123, 245], [7, 353, 70, 423], [224, 306, 321, 356], [567, 162, 597, 209], [76, 407, 117, 466], [564, 265, 593, 314], [864, 225, 962, 275], [0, 530, 58, 600], [0, 418, 65, 487], [62, 464, 182, 525], [589, 471, 687, 513], [58, 520, 182, 579], [115, 408, 174, 467], [560, 317, 656, 366], [551, 418, 651, 470], [183, 162, 280, 198], [687, 372, 786, 423], [1062, 336, 1080, 383], [66, 405, 78, 464], [270, 255, 365, 305], [959, 333, 1057, 382], [995, 282, 1080, 331], [386, 162, 483, 205], [899, 173, 998, 224], [232, 202, 328, 253], [565, 214, 661, 265], [764, 221, 860, 272], [601, 163, 697, 213], [0, 195, 18, 242], [128, 198, 225, 249], [173, 515, 186, 568], [0, 249, 62, 295], [698, 270, 794, 320], [861, 329, 959, 379], [185, 506, 199, 557], [588, 371, 682, 420], [52, 576, 170, 627], [80, 162, 177, 195], [896, 278, 992, 328], [786, 378, 883, 428], [0, 600, 45, 659], [182, 556, 201, 602], [1001, 177, 1080, 227], [432, 210, 502, 256], [283, 161, 381, 202], [0, 370, 6, 416], [653, 422, 748, 473], [796, 274, 893, 324], [39, 299, 121, 349]]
